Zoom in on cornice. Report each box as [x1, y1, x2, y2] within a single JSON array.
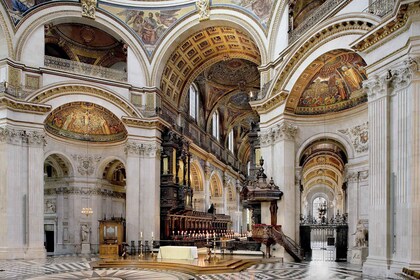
[[0, 95, 51, 114], [352, 2, 420, 52], [122, 116, 170, 132]]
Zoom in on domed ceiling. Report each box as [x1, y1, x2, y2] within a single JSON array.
[[45, 102, 127, 142], [288, 50, 367, 115]]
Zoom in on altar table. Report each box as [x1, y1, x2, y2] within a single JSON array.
[[157, 246, 198, 259]]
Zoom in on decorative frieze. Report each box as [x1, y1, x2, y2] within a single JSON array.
[[0, 127, 45, 146], [71, 154, 101, 176], [125, 141, 160, 157], [44, 186, 126, 199], [338, 122, 368, 154]]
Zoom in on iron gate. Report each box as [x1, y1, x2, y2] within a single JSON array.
[[300, 224, 348, 261]]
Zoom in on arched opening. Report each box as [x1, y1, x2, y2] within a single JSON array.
[[43, 101, 127, 255]]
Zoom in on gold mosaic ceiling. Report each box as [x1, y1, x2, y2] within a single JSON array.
[[45, 102, 127, 142], [286, 49, 367, 115], [161, 26, 261, 107]]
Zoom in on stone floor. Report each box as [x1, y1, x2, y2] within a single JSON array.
[[0, 255, 402, 280]]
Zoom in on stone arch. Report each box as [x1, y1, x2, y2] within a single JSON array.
[[209, 171, 223, 198], [296, 132, 354, 164], [266, 14, 378, 102], [97, 156, 127, 181], [13, 4, 149, 84], [44, 152, 74, 178], [152, 11, 268, 89], [28, 82, 142, 120], [0, 6, 13, 59], [190, 161, 204, 192]]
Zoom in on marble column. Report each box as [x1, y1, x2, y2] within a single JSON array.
[[362, 70, 392, 275], [25, 130, 47, 258], [125, 141, 141, 243], [0, 127, 46, 259], [259, 122, 298, 238], [125, 140, 160, 242]]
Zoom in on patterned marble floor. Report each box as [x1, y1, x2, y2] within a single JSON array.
[[0, 255, 402, 280]]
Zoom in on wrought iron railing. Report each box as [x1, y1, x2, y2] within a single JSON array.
[[44, 55, 127, 82], [289, 0, 350, 43], [363, 0, 395, 17]]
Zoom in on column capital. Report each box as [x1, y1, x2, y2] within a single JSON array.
[[125, 140, 160, 158], [259, 121, 298, 147], [0, 127, 45, 147], [390, 57, 419, 90], [363, 73, 391, 102]]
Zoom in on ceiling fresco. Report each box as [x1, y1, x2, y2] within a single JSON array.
[[99, 3, 195, 56], [213, 0, 275, 27], [45, 102, 127, 142], [289, 50, 367, 115]]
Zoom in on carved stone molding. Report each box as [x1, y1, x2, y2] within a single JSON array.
[[125, 141, 160, 157], [363, 74, 390, 102], [259, 122, 298, 147], [196, 0, 210, 21], [345, 170, 369, 183], [81, 0, 96, 19], [390, 57, 419, 90], [44, 186, 125, 198], [338, 122, 368, 154], [0, 127, 46, 147], [204, 164, 211, 180], [345, 171, 359, 183], [71, 154, 101, 176]]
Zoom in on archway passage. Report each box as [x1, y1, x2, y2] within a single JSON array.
[[299, 139, 348, 262]]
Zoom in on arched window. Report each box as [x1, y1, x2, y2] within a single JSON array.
[[228, 129, 234, 154], [189, 83, 199, 120], [212, 111, 220, 140]]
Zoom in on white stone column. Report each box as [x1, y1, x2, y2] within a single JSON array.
[[25, 131, 47, 258], [390, 58, 420, 271], [259, 122, 297, 235], [0, 127, 46, 259], [345, 169, 359, 249], [363, 71, 392, 275], [138, 142, 160, 241], [125, 141, 141, 243]]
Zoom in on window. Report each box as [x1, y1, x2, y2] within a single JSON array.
[[228, 129, 234, 154], [189, 83, 198, 120], [212, 111, 219, 140]]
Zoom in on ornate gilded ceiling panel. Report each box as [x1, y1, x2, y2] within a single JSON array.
[[289, 50, 367, 115], [161, 26, 260, 106], [45, 102, 127, 142]]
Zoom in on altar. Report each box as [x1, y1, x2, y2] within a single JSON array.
[[157, 246, 198, 260]]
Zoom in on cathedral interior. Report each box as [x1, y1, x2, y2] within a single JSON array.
[[0, 0, 420, 279]]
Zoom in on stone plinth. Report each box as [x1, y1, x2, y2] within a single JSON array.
[[81, 243, 91, 254], [350, 247, 368, 265]]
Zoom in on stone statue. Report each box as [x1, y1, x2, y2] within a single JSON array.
[[81, 224, 90, 243], [353, 220, 368, 247], [196, 0, 210, 21], [45, 200, 56, 213]]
